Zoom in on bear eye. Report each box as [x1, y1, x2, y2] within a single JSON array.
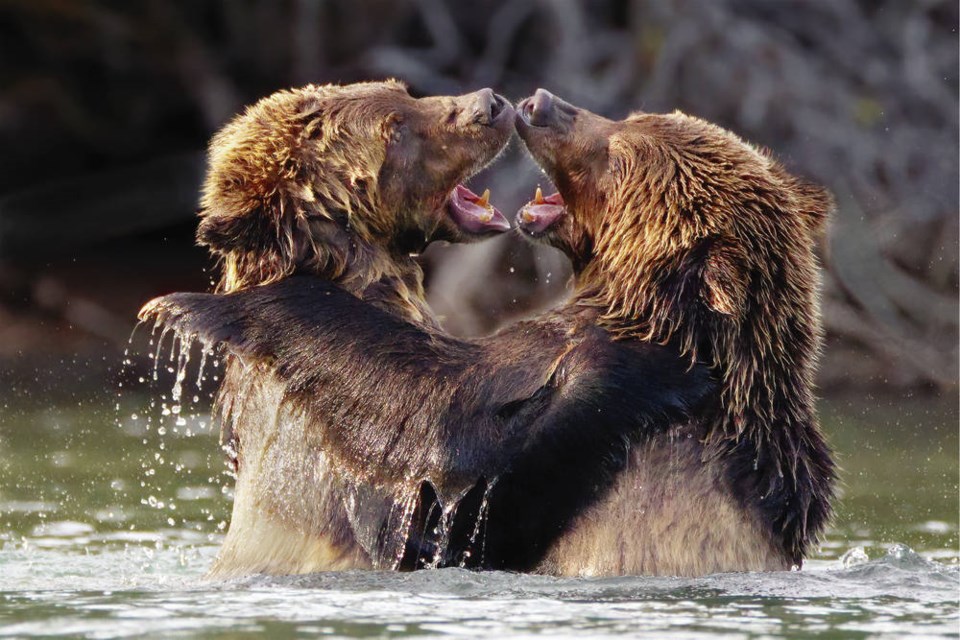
[[385, 116, 407, 145]]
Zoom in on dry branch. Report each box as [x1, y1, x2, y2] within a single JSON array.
[[0, 0, 955, 389]]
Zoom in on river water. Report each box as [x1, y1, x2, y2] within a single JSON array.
[[1, 392, 957, 638]]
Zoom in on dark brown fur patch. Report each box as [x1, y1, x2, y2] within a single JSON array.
[[140, 278, 714, 572]]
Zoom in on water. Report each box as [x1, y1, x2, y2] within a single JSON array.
[[1, 394, 957, 638]]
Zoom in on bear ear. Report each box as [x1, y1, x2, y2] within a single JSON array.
[[701, 242, 748, 318], [196, 211, 265, 253], [794, 180, 833, 235]]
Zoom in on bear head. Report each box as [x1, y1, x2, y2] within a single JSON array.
[[198, 80, 513, 295], [515, 89, 832, 434]]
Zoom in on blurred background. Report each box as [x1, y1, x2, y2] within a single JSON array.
[[1, 0, 957, 399], [0, 0, 956, 575]]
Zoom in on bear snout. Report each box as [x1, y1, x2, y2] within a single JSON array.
[[465, 88, 511, 126], [519, 88, 554, 127]]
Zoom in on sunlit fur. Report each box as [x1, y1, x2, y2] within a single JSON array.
[[202, 82, 400, 294], [195, 81, 514, 577], [198, 80, 512, 320], [541, 432, 784, 576], [518, 103, 836, 568]]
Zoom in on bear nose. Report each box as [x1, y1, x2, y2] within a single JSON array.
[[522, 89, 554, 127], [468, 88, 507, 125]]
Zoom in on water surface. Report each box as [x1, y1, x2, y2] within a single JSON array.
[[1, 392, 957, 638]]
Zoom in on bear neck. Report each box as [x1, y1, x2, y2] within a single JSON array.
[[215, 236, 432, 326], [353, 250, 434, 326]]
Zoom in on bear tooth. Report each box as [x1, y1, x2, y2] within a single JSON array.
[[535, 187, 545, 204], [476, 188, 491, 209]]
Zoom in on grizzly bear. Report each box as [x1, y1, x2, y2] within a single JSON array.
[[140, 89, 713, 576], [186, 80, 518, 576], [198, 80, 513, 303], [512, 89, 836, 574], [142, 87, 831, 577]]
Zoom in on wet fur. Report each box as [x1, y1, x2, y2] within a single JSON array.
[[199, 80, 509, 305], [204, 367, 371, 577], [146, 87, 834, 576], [141, 278, 713, 572], [189, 81, 516, 576], [540, 434, 783, 576], [516, 100, 837, 569]]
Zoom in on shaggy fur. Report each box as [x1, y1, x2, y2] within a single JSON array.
[[141, 278, 713, 571], [186, 80, 516, 576], [514, 90, 836, 568], [142, 85, 834, 577], [199, 80, 513, 317]]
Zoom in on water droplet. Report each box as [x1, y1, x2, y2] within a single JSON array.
[[840, 546, 869, 568]]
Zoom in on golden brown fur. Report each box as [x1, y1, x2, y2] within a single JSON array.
[[199, 80, 512, 318], [195, 81, 514, 576], [202, 82, 400, 293], [542, 428, 783, 577], [583, 114, 829, 444], [516, 92, 836, 569], [150, 86, 834, 578], [209, 368, 371, 577]]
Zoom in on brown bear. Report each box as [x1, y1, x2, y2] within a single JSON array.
[[512, 89, 836, 574], [139, 84, 716, 571], [187, 80, 517, 577], [198, 80, 513, 305], [141, 88, 830, 578]]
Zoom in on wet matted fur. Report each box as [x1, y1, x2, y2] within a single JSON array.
[[141, 277, 713, 572], [513, 89, 836, 571], [184, 80, 517, 577], [142, 86, 834, 577]]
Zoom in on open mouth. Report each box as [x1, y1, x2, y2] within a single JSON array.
[[446, 184, 511, 235], [517, 187, 566, 234], [487, 94, 511, 125]]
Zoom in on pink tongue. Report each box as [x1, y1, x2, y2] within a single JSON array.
[[518, 200, 565, 233], [448, 185, 511, 234]]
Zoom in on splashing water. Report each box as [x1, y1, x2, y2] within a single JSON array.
[[131, 317, 512, 576], [2, 319, 954, 637], [112, 322, 228, 540], [464, 477, 498, 568]]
